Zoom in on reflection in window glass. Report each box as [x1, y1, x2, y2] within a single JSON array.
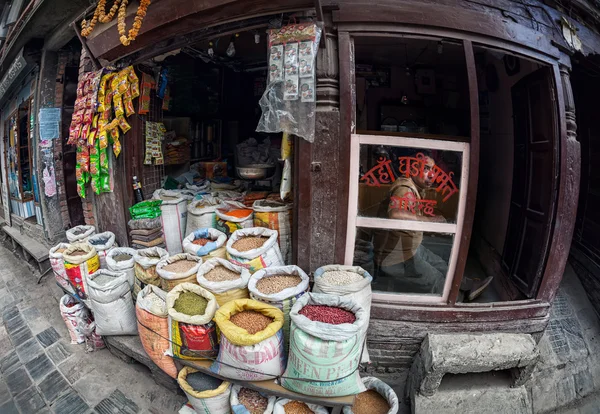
[[358, 145, 462, 224], [354, 228, 454, 295]]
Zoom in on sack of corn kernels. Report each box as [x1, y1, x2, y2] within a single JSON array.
[[226, 227, 284, 274]]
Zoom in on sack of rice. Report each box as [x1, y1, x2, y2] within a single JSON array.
[[343, 377, 399, 414], [230, 385, 276, 414], [211, 299, 285, 381], [272, 399, 328, 414], [88, 232, 117, 269], [59, 294, 91, 344], [154, 189, 188, 254], [226, 228, 284, 274], [66, 225, 96, 243], [133, 247, 169, 298], [49, 243, 72, 293], [87, 270, 137, 335], [185, 197, 221, 235], [253, 200, 293, 265], [281, 293, 367, 397], [215, 201, 254, 236], [248, 266, 309, 349], [106, 247, 136, 290], [313, 265, 373, 363], [177, 366, 231, 414], [167, 283, 219, 360], [136, 285, 178, 378], [196, 258, 251, 306], [157, 253, 202, 292], [62, 243, 100, 299], [182, 228, 227, 258]]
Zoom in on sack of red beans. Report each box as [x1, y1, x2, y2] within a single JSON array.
[[182, 227, 227, 258], [281, 293, 368, 397]]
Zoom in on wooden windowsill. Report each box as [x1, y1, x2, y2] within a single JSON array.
[[356, 130, 470, 142]]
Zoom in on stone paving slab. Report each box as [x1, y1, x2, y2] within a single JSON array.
[[38, 370, 70, 404]]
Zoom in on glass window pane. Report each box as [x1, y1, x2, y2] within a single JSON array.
[[353, 228, 455, 296], [358, 144, 462, 224]]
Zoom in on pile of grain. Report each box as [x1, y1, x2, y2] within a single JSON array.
[[231, 237, 268, 252], [68, 250, 87, 257], [283, 401, 314, 414], [162, 260, 197, 273], [238, 388, 268, 414], [113, 254, 133, 262], [56, 248, 67, 254], [204, 266, 240, 282], [173, 292, 208, 316], [186, 371, 223, 392], [320, 270, 364, 286], [256, 275, 302, 295], [352, 390, 390, 414], [92, 274, 116, 285], [144, 291, 165, 309], [192, 238, 211, 246], [299, 305, 356, 325], [230, 310, 273, 334]]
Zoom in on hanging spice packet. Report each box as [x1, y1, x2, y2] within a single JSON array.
[[300, 78, 315, 102], [299, 41, 314, 78], [269, 45, 284, 82], [284, 77, 299, 101]]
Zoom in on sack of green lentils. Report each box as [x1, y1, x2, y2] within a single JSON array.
[[230, 384, 276, 414], [272, 399, 328, 414], [226, 227, 284, 274], [281, 293, 367, 397], [156, 253, 202, 291], [247, 266, 310, 350], [313, 265, 373, 364], [342, 377, 399, 414], [178, 366, 231, 414], [133, 247, 169, 298], [182, 228, 227, 258], [196, 258, 251, 306], [106, 247, 136, 290], [167, 283, 219, 360]]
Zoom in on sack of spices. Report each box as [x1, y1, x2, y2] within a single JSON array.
[[87, 231, 117, 269], [215, 201, 254, 236], [211, 299, 285, 381], [182, 228, 227, 258], [252, 200, 293, 265], [167, 283, 219, 360], [196, 258, 251, 306], [281, 293, 367, 397], [136, 285, 178, 378], [49, 243, 72, 293], [247, 266, 309, 349], [343, 377, 399, 414], [153, 189, 188, 254], [87, 270, 137, 336], [185, 196, 221, 235], [133, 247, 169, 298], [106, 247, 136, 290], [157, 253, 202, 292], [272, 399, 328, 414], [66, 225, 96, 243], [226, 228, 284, 274], [177, 366, 231, 414], [63, 243, 100, 299], [313, 265, 373, 363], [230, 385, 276, 414], [59, 294, 90, 344]]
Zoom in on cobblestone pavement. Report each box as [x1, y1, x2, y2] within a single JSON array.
[[0, 241, 185, 414]]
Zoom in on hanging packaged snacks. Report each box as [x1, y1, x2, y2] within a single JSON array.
[[144, 121, 165, 165], [139, 72, 155, 114]]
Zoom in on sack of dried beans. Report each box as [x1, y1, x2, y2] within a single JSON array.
[[182, 228, 227, 258], [185, 196, 221, 236], [156, 253, 202, 292], [87, 270, 137, 336], [313, 265, 373, 363], [215, 201, 254, 236], [49, 243, 73, 293], [343, 377, 399, 414], [211, 299, 285, 381], [178, 366, 231, 414], [133, 247, 169, 298], [167, 283, 219, 360], [272, 399, 328, 414], [106, 247, 136, 290], [87, 231, 117, 269], [230, 385, 276, 414], [226, 227, 284, 274], [281, 293, 367, 397], [248, 266, 310, 350], [196, 258, 251, 306], [66, 225, 96, 243]]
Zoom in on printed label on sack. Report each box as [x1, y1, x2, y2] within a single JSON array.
[[171, 320, 218, 360], [64, 256, 99, 298], [226, 254, 267, 274]]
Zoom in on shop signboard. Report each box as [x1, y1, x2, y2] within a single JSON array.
[[0, 48, 26, 103]]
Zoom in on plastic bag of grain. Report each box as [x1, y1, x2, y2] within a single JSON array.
[[178, 366, 231, 414], [281, 293, 367, 397], [215, 201, 254, 237], [59, 294, 90, 344], [49, 243, 72, 292], [196, 258, 251, 306], [63, 243, 100, 299], [248, 266, 309, 349], [167, 283, 219, 360], [136, 285, 178, 378], [88, 231, 117, 269], [273, 399, 328, 414], [157, 253, 202, 292], [66, 225, 96, 243], [226, 228, 284, 274], [106, 247, 136, 289], [211, 299, 285, 381], [343, 377, 399, 414], [186, 197, 221, 235], [313, 265, 373, 363], [230, 385, 276, 414], [133, 247, 169, 298], [87, 270, 137, 335], [182, 228, 227, 258], [154, 189, 188, 254], [253, 200, 293, 265]]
